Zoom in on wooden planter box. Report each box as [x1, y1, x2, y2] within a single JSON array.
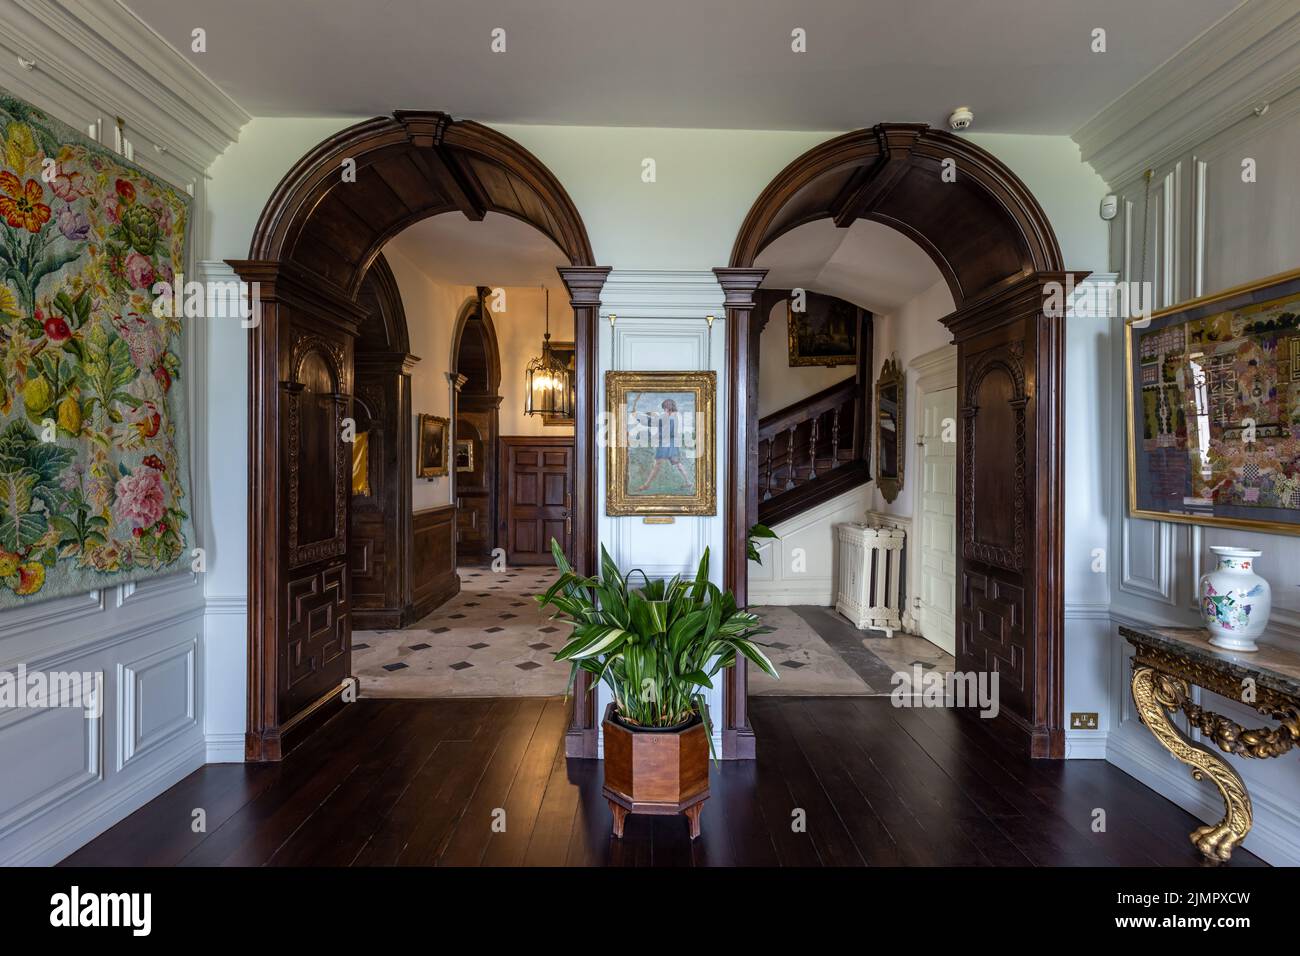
[[602, 703, 710, 839]]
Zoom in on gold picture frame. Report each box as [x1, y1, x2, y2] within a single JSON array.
[[606, 370, 716, 516], [875, 356, 905, 504], [786, 296, 860, 367], [416, 413, 449, 478], [1125, 266, 1300, 535], [455, 437, 475, 473]]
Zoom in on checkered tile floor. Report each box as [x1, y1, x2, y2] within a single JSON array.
[[352, 565, 572, 697]]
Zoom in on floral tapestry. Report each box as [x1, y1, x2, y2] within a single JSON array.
[[0, 89, 192, 607]]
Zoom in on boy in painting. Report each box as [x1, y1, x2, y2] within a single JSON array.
[[635, 398, 692, 492]]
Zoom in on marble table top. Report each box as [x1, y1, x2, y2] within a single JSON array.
[[1119, 624, 1300, 700]]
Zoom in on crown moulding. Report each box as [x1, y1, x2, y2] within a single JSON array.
[[0, 0, 249, 174], [1072, 0, 1300, 188]]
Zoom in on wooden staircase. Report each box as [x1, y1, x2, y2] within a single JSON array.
[[757, 377, 870, 527]]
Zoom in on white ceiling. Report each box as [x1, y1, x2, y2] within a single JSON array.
[[383, 212, 568, 291], [123, 0, 1242, 133], [756, 219, 946, 314]]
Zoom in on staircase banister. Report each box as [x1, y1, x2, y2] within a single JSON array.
[[758, 377, 859, 438]]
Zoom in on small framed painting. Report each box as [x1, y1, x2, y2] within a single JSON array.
[[1126, 267, 1300, 534], [542, 341, 576, 426], [787, 293, 860, 367], [606, 370, 716, 516], [416, 413, 449, 478], [455, 438, 475, 473]]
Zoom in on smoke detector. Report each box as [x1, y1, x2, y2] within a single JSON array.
[[948, 106, 974, 131]]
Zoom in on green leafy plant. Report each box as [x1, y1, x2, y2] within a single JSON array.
[[746, 522, 779, 564], [536, 541, 778, 751]]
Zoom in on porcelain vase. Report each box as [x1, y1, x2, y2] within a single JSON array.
[[1199, 546, 1270, 652]]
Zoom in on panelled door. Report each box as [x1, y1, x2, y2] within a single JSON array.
[[917, 387, 957, 655], [501, 437, 574, 565]]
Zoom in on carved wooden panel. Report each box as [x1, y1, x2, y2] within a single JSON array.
[[455, 410, 495, 561], [411, 506, 459, 619], [961, 340, 1026, 572], [286, 333, 349, 570], [959, 568, 1028, 716], [282, 561, 349, 719]]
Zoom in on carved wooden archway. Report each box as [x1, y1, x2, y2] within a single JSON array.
[[717, 123, 1084, 759], [232, 112, 609, 761], [451, 289, 503, 563]]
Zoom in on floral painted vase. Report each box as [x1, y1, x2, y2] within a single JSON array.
[[1199, 546, 1270, 652]]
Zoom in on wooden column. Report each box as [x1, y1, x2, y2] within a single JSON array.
[[714, 266, 767, 760], [941, 271, 1087, 759], [558, 265, 612, 758]]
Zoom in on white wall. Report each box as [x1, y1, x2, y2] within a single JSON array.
[[595, 271, 729, 754], [748, 485, 871, 606], [756, 298, 856, 418], [0, 8, 247, 863], [869, 278, 958, 521], [1081, 8, 1300, 864]]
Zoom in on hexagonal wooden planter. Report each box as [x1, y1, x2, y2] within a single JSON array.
[[602, 703, 709, 839]]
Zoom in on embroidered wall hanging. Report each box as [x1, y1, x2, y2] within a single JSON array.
[[0, 89, 193, 606]]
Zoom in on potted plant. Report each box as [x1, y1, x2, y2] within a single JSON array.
[[536, 541, 778, 838]]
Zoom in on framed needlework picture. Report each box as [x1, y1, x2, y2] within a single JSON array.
[[606, 371, 716, 516], [1126, 268, 1300, 534]]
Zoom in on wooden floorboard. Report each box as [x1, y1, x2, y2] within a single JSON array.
[[62, 696, 1267, 867]]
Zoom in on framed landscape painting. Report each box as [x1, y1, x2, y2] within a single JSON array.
[[416, 413, 448, 478], [1126, 267, 1300, 534], [606, 371, 715, 516], [787, 293, 860, 367]]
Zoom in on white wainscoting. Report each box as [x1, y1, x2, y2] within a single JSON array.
[[594, 271, 728, 756], [748, 484, 871, 606], [1090, 15, 1300, 863], [0, 7, 242, 864]]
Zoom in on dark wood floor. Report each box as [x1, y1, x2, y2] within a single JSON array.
[[61, 696, 1264, 867]]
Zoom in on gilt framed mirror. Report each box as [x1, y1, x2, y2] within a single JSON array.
[[876, 356, 904, 503]]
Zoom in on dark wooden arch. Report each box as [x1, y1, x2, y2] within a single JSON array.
[[450, 288, 502, 397], [717, 122, 1085, 760], [232, 112, 609, 761]]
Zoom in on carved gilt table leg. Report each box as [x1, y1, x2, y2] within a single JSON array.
[[1131, 664, 1253, 863]]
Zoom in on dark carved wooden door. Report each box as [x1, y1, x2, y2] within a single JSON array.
[[501, 437, 573, 565], [943, 273, 1076, 759], [281, 334, 353, 731]]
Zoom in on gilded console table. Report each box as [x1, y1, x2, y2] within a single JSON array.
[[1121, 624, 1300, 862]]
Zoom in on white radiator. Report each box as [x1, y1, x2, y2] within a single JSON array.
[[834, 521, 906, 637]]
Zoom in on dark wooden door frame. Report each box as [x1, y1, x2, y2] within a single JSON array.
[[718, 122, 1081, 760], [498, 435, 576, 564], [451, 289, 503, 563], [232, 111, 608, 761]]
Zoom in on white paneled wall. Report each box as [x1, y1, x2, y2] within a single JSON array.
[[748, 485, 871, 606], [595, 272, 728, 754], [0, 6, 247, 863], [1086, 7, 1300, 863]]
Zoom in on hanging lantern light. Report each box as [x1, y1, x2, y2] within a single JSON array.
[[525, 286, 573, 418]]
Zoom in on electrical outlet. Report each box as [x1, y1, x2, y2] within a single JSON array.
[[1070, 712, 1099, 730]]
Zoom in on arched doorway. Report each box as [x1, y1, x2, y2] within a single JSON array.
[[349, 253, 420, 631], [717, 123, 1086, 759], [450, 289, 502, 563], [232, 111, 609, 761]]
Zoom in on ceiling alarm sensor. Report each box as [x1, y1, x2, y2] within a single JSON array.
[[1100, 194, 1119, 221], [948, 107, 974, 131]]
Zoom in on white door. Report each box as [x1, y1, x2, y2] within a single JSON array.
[[917, 387, 957, 655]]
